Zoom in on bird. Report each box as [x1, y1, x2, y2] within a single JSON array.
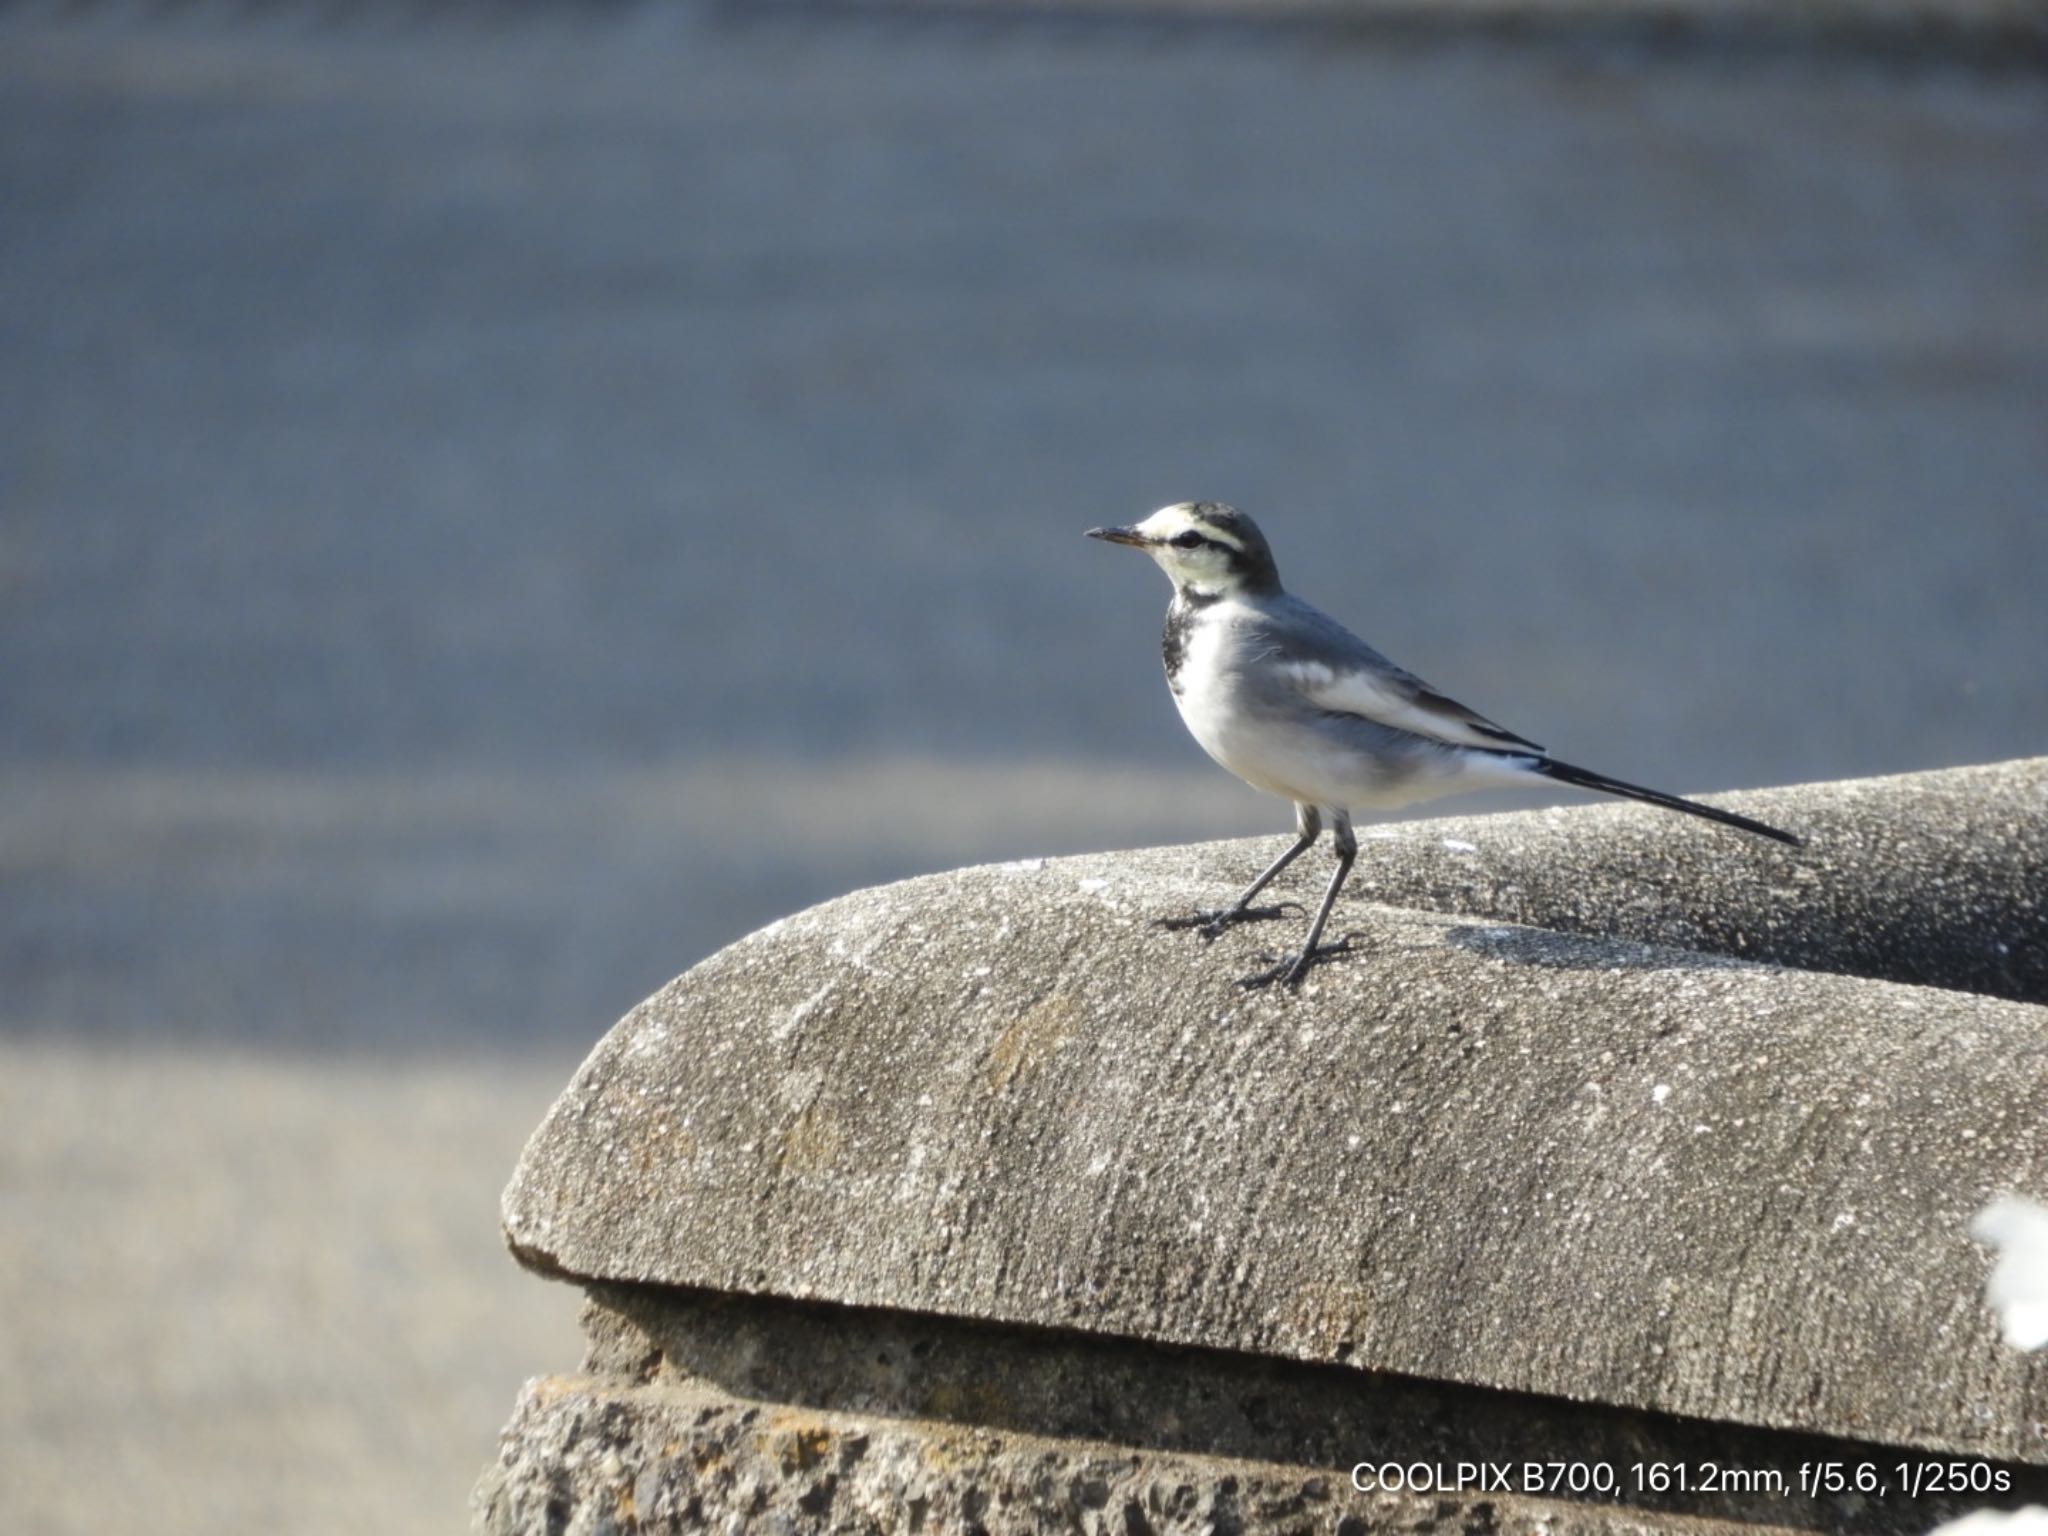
[[1086, 501, 1801, 992]]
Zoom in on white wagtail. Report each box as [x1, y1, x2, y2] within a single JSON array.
[[1088, 502, 1801, 991]]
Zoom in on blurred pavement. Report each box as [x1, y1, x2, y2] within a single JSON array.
[[0, 1036, 581, 1535]]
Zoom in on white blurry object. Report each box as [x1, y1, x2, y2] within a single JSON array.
[[1970, 1197, 2048, 1351], [1928, 1508, 2048, 1535]]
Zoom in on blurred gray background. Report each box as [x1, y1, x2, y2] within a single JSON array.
[[2, 2, 2043, 1530]]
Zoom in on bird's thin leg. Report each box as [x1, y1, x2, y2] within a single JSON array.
[[1240, 812, 1358, 991], [1158, 805, 1320, 940]]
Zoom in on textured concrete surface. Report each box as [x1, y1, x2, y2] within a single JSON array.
[[495, 1282, 2045, 1532], [473, 1369, 1813, 1536], [1207, 756, 2048, 1002], [469, 1279, 2048, 1534], [503, 762, 2048, 1464]]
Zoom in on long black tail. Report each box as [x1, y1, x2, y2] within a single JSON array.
[[1532, 757, 1802, 847]]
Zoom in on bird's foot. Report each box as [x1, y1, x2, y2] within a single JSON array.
[[1236, 935, 1357, 993], [1155, 902, 1303, 944]]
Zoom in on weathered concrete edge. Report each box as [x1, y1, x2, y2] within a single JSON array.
[[501, 900, 2048, 1461], [492, 901, 1778, 1291], [499, 761, 2048, 1464]]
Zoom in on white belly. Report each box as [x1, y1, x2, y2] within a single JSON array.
[[1171, 617, 1348, 805], [1170, 611, 1533, 812]]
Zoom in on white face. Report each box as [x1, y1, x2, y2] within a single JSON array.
[[1131, 503, 1245, 596]]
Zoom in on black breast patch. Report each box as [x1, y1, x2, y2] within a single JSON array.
[[1160, 592, 1214, 695]]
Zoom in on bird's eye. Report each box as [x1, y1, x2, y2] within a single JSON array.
[[1171, 530, 1204, 549]]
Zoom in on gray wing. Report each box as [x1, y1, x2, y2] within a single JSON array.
[[1242, 596, 1545, 754]]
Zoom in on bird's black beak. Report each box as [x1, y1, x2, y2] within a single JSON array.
[[1086, 525, 1149, 548]]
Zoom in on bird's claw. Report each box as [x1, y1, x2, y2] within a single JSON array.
[[1236, 935, 1357, 992], [1155, 902, 1303, 943]]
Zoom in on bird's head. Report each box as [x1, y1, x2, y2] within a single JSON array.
[[1086, 501, 1281, 600]]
